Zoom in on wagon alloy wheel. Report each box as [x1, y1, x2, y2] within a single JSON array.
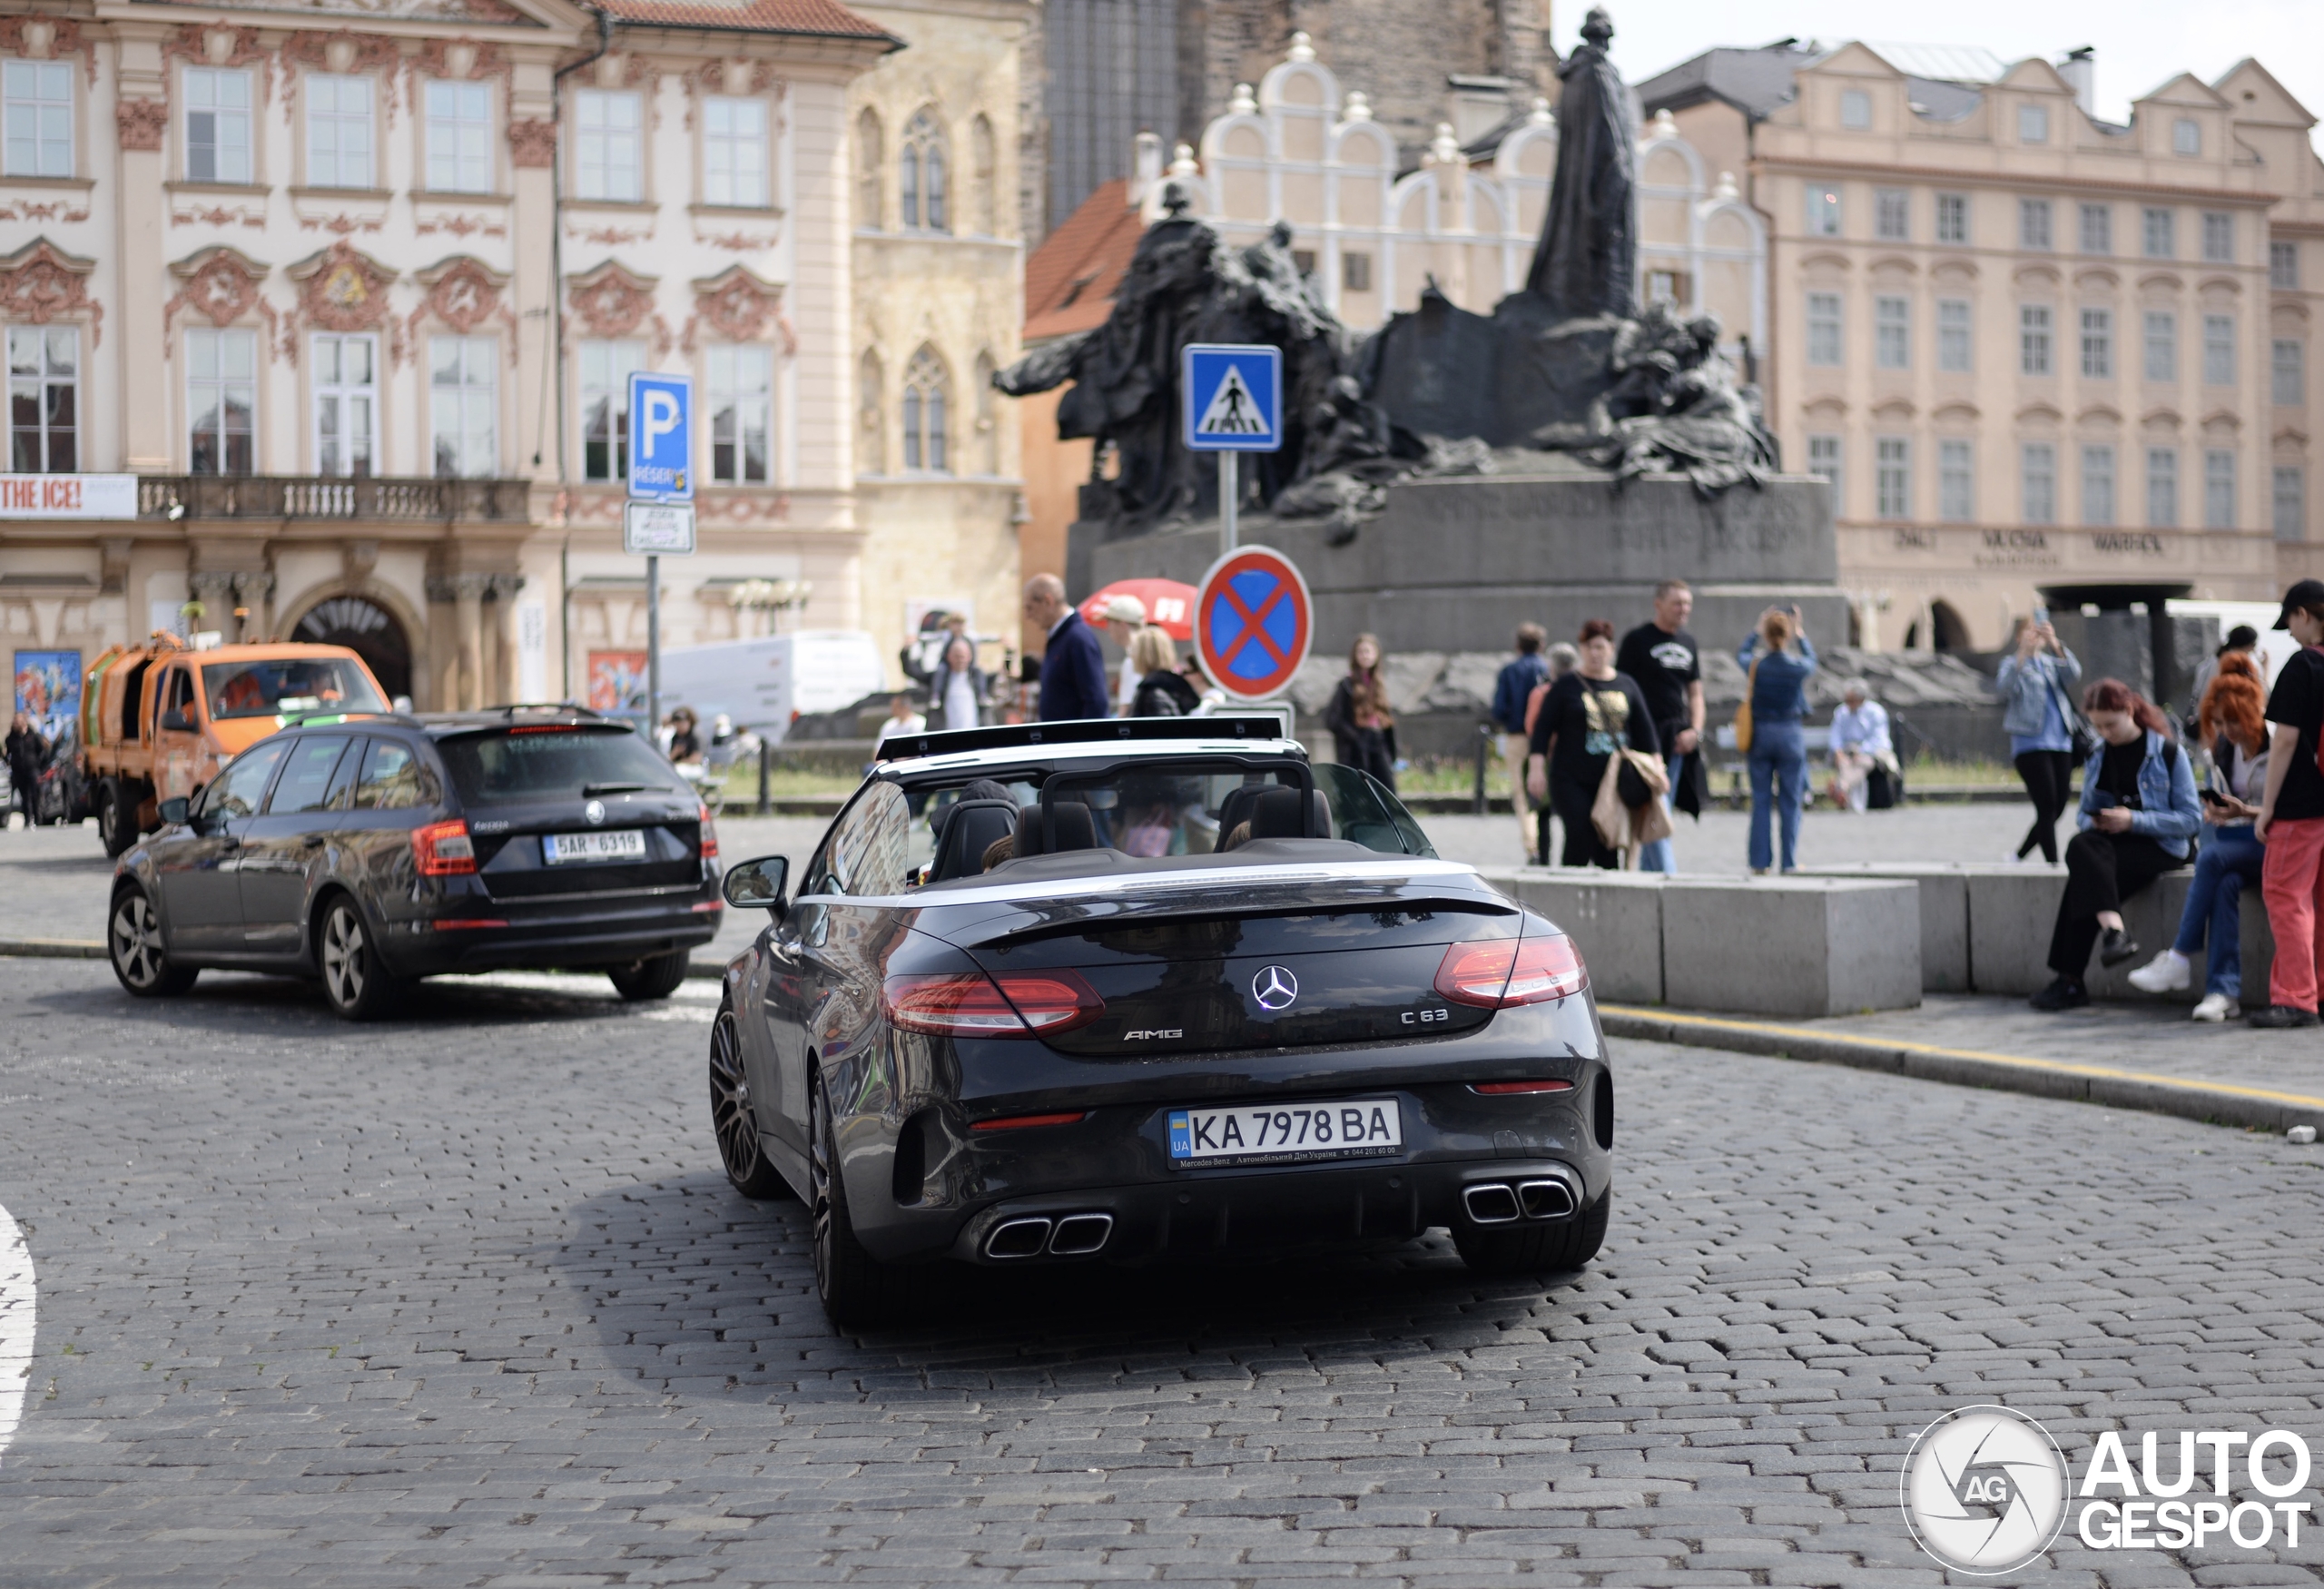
[[318, 897, 401, 1021], [709, 1008, 790, 1199], [108, 889, 195, 997]]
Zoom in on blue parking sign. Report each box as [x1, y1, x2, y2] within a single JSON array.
[[1183, 344, 1281, 452], [626, 371, 694, 500]]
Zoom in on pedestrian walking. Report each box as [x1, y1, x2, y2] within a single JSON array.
[[1617, 581, 1704, 873], [1996, 614, 2083, 863], [1827, 683, 1891, 813], [665, 706, 703, 764], [1129, 626, 1201, 716], [1491, 624, 1551, 863], [1735, 606, 1817, 873], [2251, 579, 2324, 1028], [1526, 620, 1661, 870], [931, 633, 987, 732], [1023, 574, 1109, 722], [1524, 642, 1580, 864], [2029, 679, 2201, 1011], [2129, 653, 2269, 1020], [1324, 634, 1398, 791], [5, 712, 44, 827]]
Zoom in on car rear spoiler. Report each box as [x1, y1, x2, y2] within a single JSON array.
[[880, 716, 1296, 762]]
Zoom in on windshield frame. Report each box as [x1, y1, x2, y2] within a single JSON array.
[[201, 656, 388, 722]]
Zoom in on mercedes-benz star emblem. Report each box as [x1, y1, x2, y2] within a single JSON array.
[[1251, 965, 1299, 1011], [584, 799, 606, 825]]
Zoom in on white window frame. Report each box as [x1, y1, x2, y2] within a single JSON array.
[[310, 331, 378, 479], [2081, 444, 2116, 527], [2, 57, 74, 178], [2080, 309, 2112, 380], [2079, 203, 2112, 256], [306, 73, 375, 190], [708, 342, 773, 483], [2020, 304, 2053, 376], [2205, 449, 2237, 528], [425, 78, 492, 194], [2275, 465, 2305, 541], [1938, 439, 1974, 520], [1935, 192, 1968, 245], [2202, 212, 2234, 265], [7, 324, 78, 473], [2143, 207, 2175, 259], [2203, 314, 2237, 387], [1875, 437, 1910, 519], [2272, 242, 2299, 292], [1875, 188, 1908, 241], [2143, 312, 2176, 382], [2174, 118, 2201, 157], [2274, 339, 2306, 408], [429, 334, 497, 479], [2020, 198, 2053, 252], [579, 338, 644, 481], [576, 88, 643, 202], [1875, 296, 1909, 370], [187, 326, 257, 476], [1807, 434, 1842, 511], [901, 347, 949, 473], [1936, 299, 1972, 373], [1806, 291, 1842, 367], [2146, 447, 2180, 528], [702, 95, 768, 208], [1838, 89, 1871, 130], [1806, 183, 1841, 239], [2021, 442, 2057, 525], [2018, 103, 2049, 144], [184, 66, 253, 185]]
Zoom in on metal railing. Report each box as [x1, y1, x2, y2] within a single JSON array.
[[139, 475, 531, 522]]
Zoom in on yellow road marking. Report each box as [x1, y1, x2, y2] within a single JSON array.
[[1599, 1002, 2324, 1112]]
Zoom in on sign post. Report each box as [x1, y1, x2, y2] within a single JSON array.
[[1193, 546, 1314, 705], [625, 371, 694, 735], [1182, 343, 1282, 558]]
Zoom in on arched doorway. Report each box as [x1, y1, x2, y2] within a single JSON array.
[[294, 594, 411, 702], [1930, 599, 1972, 654]]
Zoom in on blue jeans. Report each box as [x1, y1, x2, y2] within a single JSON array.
[[1748, 720, 1807, 872], [2171, 824, 2266, 997], [1638, 751, 1684, 873]]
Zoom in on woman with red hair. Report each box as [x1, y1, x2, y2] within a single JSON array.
[[2127, 654, 2269, 1019], [2031, 677, 2202, 1011]]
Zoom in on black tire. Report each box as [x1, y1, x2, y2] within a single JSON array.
[[108, 886, 198, 998], [97, 781, 139, 858], [710, 1004, 794, 1199], [608, 948, 691, 1001], [316, 894, 405, 1021], [1452, 1189, 1611, 1278], [811, 1071, 930, 1327]]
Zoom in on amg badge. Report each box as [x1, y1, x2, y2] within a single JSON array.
[[1124, 1028, 1185, 1041]]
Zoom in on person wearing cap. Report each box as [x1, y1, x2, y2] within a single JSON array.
[[2252, 578, 2324, 1027], [1101, 593, 1148, 714]]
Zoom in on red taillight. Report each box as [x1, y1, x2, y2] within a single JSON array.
[[698, 802, 719, 860], [883, 969, 1104, 1039], [970, 1110, 1090, 1132], [1433, 934, 1587, 1008], [1470, 1079, 1576, 1095], [411, 818, 477, 876]]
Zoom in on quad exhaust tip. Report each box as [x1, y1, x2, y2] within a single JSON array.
[[1464, 1178, 1578, 1225], [984, 1212, 1114, 1258]]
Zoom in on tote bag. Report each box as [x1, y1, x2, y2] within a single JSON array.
[[1732, 655, 1763, 755]]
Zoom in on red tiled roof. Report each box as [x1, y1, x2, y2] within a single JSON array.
[[1024, 178, 1145, 343], [587, 0, 893, 40]]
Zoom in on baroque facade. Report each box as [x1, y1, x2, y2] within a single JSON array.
[[0, 0, 890, 716], [1644, 42, 2324, 650], [846, 0, 1030, 685]]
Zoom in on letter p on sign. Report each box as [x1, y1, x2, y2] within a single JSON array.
[[625, 372, 694, 501]]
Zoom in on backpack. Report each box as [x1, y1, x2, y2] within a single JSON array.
[[1523, 677, 1553, 738]]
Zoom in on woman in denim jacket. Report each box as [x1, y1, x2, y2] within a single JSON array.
[[1736, 606, 1817, 873], [1995, 617, 2083, 863], [2031, 678, 2202, 1011]]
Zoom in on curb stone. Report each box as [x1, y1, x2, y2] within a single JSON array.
[[1599, 1003, 2324, 1134], [0, 937, 103, 960]]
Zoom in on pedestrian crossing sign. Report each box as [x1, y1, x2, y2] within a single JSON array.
[[1183, 343, 1283, 452]]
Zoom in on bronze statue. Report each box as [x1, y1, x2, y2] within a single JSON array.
[[1526, 7, 1636, 321]]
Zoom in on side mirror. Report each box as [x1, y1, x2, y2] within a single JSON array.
[[159, 708, 192, 733], [158, 795, 189, 826], [722, 854, 789, 914]]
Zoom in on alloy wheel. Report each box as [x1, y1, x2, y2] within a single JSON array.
[[709, 1011, 763, 1184], [809, 1078, 836, 1299], [321, 903, 367, 1009], [110, 893, 163, 989]]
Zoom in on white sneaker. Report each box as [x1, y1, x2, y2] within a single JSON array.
[[2127, 951, 2191, 994], [2192, 992, 2241, 1022]]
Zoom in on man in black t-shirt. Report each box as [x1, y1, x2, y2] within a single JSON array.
[[1615, 579, 1703, 873], [2253, 577, 2324, 1025]]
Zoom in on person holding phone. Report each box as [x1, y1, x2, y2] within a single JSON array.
[[2030, 678, 2201, 1011], [2128, 654, 2269, 1019], [1996, 611, 2083, 864], [1735, 604, 1816, 873]]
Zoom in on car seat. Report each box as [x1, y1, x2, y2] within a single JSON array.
[[929, 798, 1019, 881], [1216, 783, 1331, 849], [1011, 798, 1099, 857]]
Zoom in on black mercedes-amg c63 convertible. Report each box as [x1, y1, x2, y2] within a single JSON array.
[[708, 717, 1614, 1325]]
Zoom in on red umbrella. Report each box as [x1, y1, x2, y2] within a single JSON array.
[[1079, 578, 1196, 641]]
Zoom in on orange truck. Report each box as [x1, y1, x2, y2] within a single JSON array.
[[79, 634, 391, 855]]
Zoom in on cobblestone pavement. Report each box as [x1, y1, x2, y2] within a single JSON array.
[[4, 956, 2323, 1587]]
